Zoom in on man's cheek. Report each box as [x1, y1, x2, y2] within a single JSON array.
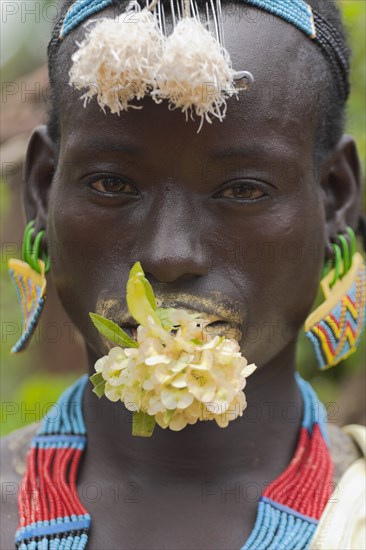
[[236, 274, 304, 358]]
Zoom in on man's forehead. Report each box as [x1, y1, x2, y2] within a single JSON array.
[[57, 3, 322, 151]]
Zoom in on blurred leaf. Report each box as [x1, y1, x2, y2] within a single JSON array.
[[132, 411, 156, 437], [89, 312, 139, 348]]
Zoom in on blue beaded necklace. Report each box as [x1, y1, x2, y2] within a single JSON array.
[[15, 373, 333, 549]]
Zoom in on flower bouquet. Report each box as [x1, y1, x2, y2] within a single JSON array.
[[89, 262, 256, 436]]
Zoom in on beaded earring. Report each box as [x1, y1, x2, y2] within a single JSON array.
[[304, 227, 366, 369], [8, 220, 50, 353]]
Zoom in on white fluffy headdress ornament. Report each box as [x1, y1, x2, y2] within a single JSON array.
[[69, 0, 254, 132]]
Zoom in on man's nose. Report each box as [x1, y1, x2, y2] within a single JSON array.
[[134, 195, 211, 283]]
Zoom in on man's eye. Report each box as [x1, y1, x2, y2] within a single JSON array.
[[89, 177, 138, 195], [213, 182, 266, 200]]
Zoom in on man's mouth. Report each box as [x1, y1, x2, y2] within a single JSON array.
[[122, 325, 138, 340], [201, 320, 242, 342], [120, 319, 242, 343]]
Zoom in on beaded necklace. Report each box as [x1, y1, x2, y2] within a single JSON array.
[[241, 375, 333, 549], [15, 373, 333, 550], [16, 376, 89, 550]]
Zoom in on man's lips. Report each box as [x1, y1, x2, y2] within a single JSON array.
[[106, 301, 243, 343], [119, 316, 242, 343], [122, 325, 138, 339]]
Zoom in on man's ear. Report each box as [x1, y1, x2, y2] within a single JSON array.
[[320, 134, 362, 239], [23, 125, 56, 233]]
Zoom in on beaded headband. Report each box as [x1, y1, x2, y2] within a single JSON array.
[[48, 0, 349, 131], [58, 0, 316, 39]]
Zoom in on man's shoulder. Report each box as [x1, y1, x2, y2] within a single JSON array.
[[311, 424, 366, 549], [327, 423, 365, 482], [0, 423, 39, 550], [1, 422, 39, 478]]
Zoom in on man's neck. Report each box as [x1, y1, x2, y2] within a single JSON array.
[[82, 343, 303, 483]]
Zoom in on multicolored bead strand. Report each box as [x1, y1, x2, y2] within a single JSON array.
[[16, 372, 333, 549], [305, 253, 366, 369], [15, 375, 90, 550], [8, 262, 46, 353], [241, 375, 334, 550], [8, 220, 51, 354]]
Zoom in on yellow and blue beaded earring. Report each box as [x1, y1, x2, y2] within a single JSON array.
[[8, 220, 50, 353], [305, 227, 366, 369]]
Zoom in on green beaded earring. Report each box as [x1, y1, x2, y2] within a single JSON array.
[[304, 227, 366, 369], [8, 220, 50, 353]]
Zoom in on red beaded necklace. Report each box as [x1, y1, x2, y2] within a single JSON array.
[[15, 373, 333, 550]]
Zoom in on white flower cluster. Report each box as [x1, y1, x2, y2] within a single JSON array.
[[150, 17, 239, 133], [69, 10, 164, 114], [94, 310, 256, 431], [69, 6, 239, 132]]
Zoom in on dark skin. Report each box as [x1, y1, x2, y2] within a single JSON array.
[[0, 4, 362, 549]]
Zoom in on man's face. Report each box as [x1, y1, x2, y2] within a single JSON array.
[[47, 5, 327, 366]]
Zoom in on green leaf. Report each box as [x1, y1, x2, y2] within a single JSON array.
[[141, 276, 157, 310], [91, 379, 106, 398], [90, 372, 104, 386], [126, 265, 161, 327], [130, 262, 157, 311], [190, 338, 203, 345], [156, 307, 178, 331], [89, 312, 139, 348], [128, 262, 157, 311], [130, 261, 143, 277], [132, 411, 156, 437], [89, 372, 106, 398]]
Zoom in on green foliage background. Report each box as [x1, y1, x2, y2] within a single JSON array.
[[1, 1, 365, 436]]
